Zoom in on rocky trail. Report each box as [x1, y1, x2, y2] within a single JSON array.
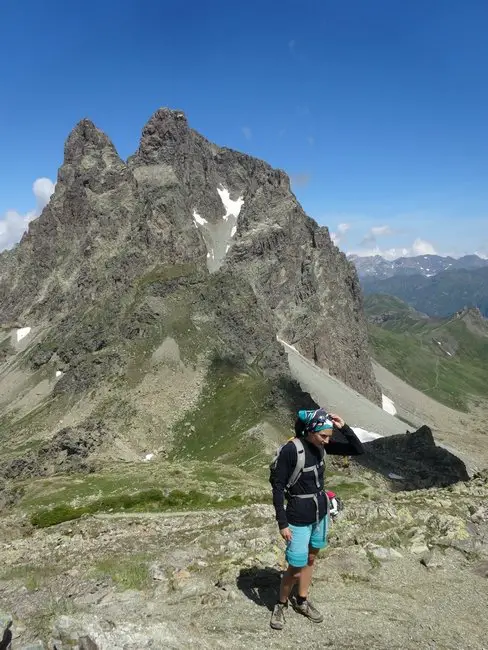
[[1, 464, 487, 650]]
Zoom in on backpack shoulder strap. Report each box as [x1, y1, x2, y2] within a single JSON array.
[[286, 438, 306, 489]]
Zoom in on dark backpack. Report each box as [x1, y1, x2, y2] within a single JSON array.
[[270, 439, 343, 517]]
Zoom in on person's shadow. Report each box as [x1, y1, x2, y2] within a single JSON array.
[[236, 566, 283, 611], [0, 621, 12, 650]]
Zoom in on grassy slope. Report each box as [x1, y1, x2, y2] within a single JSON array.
[[11, 357, 294, 527], [170, 359, 284, 466], [363, 294, 421, 317], [365, 294, 488, 411], [1, 262, 287, 524], [5, 260, 367, 528], [12, 354, 291, 527]]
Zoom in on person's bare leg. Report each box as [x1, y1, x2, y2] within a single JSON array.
[[297, 547, 319, 598], [271, 565, 301, 629], [292, 547, 323, 622], [279, 564, 300, 602]]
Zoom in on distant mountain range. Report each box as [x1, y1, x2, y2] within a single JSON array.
[[359, 266, 488, 318], [348, 253, 488, 280], [348, 254, 488, 318]]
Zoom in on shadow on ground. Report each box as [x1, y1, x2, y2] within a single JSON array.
[[0, 623, 12, 650], [236, 566, 283, 611]]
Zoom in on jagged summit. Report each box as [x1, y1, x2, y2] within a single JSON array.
[[456, 306, 485, 320], [63, 118, 118, 163], [131, 107, 190, 165], [454, 306, 488, 338], [129, 107, 290, 215]]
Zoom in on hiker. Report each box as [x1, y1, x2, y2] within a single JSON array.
[[270, 408, 364, 630]]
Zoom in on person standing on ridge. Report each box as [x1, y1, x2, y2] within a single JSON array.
[[269, 408, 364, 630]]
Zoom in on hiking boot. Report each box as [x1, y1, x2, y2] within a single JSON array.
[[291, 597, 324, 623], [270, 602, 287, 630]]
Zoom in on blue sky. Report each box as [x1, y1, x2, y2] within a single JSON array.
[[1, 0, 487, 257]]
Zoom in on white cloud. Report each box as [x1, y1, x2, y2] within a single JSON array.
[[288, 39, 296, 54], [347, 240, 437, 261], [371, 225, 394, 237], [307, 136, 315, 146], [241, 126, 252, 140], [0, 177, 55, 251], [33, 178, 55, 209], [411, 238, 437, 255], [346, 223, 438, 260], [376, 247, 410, 261], [347, 246, 397, 260], [331, 223, 352, 247], [359, 224, 395, 249], [359, 233, 376, 247], [0, 210, 34, 252]]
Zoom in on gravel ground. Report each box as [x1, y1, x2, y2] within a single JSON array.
[[1, 480, 488, 650]]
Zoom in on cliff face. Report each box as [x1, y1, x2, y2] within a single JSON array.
[[0, 108, 380, 434]]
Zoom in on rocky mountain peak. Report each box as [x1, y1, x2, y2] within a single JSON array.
[[457, 306, 483, 319], [1, 108, 381, 427], [63, 118, 118, 164], [351, 252, 488, 282], [455, 306, 488, 337], [131, 107, 192, 166], [57, 118, 129, 195]]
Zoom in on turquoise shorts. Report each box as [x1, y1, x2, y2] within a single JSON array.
[[285, 516, 329, 568]]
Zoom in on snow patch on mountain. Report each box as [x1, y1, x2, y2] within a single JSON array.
[[382, 394, 397, 416], [351, 427, 383, 443], [16, 327, 31, 342], [192, 186, 244, 272]]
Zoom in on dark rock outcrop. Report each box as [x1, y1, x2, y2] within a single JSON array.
[[0, 420, 108, 481], [357, 425, 471, 490]]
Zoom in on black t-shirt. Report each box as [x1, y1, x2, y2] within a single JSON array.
[[271, 425, 364, 528]]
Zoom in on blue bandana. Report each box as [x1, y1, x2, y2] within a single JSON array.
[[297, 408, 334, 433]]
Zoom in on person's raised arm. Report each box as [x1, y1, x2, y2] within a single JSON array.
[[326, 414, 364, 456]]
